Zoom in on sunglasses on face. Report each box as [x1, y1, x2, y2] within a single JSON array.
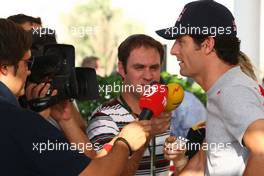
[[21, 57, 34, 70]]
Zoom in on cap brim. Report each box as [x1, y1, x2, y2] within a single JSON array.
[[156, 26, 179, 40]]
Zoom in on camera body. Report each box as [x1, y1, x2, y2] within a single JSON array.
[[23, 28, 99, 111], [29, 44, 78, 99]]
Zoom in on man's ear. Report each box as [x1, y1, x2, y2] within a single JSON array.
[[202, 37, 215, 55], [0, 65, 8, 76], [118, 61, 126, 78]]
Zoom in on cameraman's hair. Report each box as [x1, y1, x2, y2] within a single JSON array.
[[190, 35, 240, 65], [118, 34, 164, 73], [0, 19, 32, 66], [7, 14, 42, 25]]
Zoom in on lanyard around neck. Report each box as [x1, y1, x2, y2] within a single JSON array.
[[118, 95, 139, 119]]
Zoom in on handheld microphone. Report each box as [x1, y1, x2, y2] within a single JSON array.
[[164, 83, 184, 112], [139, 83, 168, 120]]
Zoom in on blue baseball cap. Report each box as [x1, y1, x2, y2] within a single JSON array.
[[156, 0, 237, 39]]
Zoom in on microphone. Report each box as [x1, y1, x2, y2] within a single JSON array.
[[164, 83, 184, 112], [139, 83, 168, 120]]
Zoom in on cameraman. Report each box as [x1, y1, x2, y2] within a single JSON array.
[[0, 18, 148, 176], [8, 14, 89, 145]]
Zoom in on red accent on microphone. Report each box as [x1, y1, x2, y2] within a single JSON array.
[[139, 84, 168, 117]]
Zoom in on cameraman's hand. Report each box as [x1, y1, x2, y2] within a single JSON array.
[[118, 122, 148, 151], [25, 82, 57, 118], [150, 112, 171, 137], [26, 82, 57, 99]]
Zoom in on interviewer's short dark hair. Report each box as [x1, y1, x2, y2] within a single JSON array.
[[118, 34, 164, 73]]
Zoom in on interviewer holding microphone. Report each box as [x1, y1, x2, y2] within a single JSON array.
[[86, 34, 172, 176]]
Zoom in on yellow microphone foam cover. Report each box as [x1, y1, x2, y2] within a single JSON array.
[[165, 83, 184, 112]]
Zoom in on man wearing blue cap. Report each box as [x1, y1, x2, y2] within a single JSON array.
[[158, 0, 264, 175]]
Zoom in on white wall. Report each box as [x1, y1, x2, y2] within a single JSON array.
[[234, 0, 262, 80]]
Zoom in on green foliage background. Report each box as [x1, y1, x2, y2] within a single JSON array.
[[66, 0, 207, 120], [62, 0, 144, 76]]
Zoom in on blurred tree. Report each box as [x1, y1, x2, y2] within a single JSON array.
[[62, 0, 144, 76]]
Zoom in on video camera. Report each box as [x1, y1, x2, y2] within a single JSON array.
[[22, 28, 99, 112]]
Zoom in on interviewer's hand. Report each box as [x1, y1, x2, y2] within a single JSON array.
[[150, 112, 171, 136], [118, 122, 148, 151]]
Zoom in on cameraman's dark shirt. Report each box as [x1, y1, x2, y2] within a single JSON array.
[[0, 81, 90, 176]]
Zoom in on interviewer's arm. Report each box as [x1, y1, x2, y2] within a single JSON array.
[[243, 119, 264, 176], [80, 122, 148, 176], [51, 101, 97, 158], [71, 101, 87, 132], [120, 139, 149, 176], [58, 117, 97, 158], [80, 140, 130, 176]]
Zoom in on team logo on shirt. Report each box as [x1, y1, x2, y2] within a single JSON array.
[[258, 85, 264, 97]]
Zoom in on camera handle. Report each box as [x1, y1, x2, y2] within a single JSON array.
[[27, 96, 59, 112]]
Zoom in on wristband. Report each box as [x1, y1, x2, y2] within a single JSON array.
[[114, 137, 133, 156], [102, 143, 113, 153]]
